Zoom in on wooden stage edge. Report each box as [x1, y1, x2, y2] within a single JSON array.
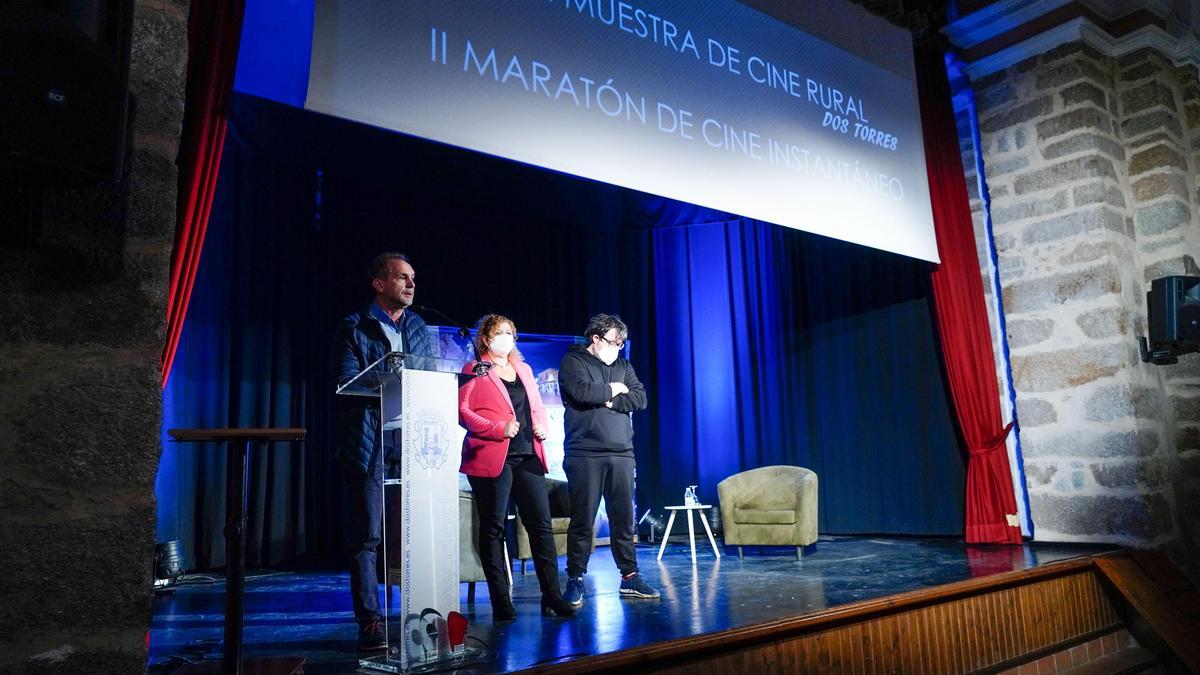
[[524, 549, 1200, 674]]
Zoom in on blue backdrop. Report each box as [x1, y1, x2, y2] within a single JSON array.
[[158, 91, 964, 569]]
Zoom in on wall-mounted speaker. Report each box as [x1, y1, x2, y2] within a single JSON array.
[[0, 0, 135, 185], [1141, 275, 1200, 365]]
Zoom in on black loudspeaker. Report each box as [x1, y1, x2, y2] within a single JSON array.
[[1141, 275, 1200, 365], [0, 0, 134, 185]]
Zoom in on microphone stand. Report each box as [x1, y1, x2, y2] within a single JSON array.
[[411, 305, 493, 377]]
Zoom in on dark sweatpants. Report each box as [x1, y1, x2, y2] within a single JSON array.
[[564, 454, 637, 578]]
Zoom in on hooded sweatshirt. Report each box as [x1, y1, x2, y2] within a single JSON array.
[[559, 344, 647, 456]]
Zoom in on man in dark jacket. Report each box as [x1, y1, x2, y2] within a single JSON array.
[[559, 313, 658, 606], [330, 252, 436, 650]]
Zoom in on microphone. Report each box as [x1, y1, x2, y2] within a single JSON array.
[[411, 305, 492, 377], [410, 304, 462, 333]]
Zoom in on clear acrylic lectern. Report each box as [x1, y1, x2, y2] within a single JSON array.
[[337, 352, 485, 672]]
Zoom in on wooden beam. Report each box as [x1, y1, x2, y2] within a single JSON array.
[[1092, 551, 1200, 672]]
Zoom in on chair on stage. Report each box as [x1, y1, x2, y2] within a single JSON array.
[[513, 477, 572, 573], [717, 465, 818, 560], [457, 486, 513, 602], [459, 489, 487, 602]]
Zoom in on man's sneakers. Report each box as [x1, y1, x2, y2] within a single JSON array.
[[619, 572, 660, 599], [563, 576, 586, 607], [358, 616, 387, 651], [563, 573, 659, 604]]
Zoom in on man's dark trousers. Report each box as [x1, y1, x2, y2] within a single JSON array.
[[346, 459, 383, 622], [564, 454, 637, 578]]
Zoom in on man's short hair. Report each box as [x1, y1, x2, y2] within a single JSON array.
[[584, 313, 628, 342], [368, 252, 410, 281]]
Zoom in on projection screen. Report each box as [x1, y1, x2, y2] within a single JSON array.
[[306, 0, 939, 262]]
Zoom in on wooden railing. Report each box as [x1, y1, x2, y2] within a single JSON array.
[[523, 550, 1199, 674]]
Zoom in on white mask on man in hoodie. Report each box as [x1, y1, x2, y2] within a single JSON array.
[[596, 344, 620, 365]]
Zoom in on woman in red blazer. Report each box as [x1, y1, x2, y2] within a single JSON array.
[[459, 314, 576, 620]]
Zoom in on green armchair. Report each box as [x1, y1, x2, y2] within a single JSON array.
[[458, 487, 516, 602], [459, 489, 487, 602], [717, 465, 818, 560]]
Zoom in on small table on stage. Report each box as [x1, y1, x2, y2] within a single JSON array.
[[168, 428, 307, 675], [656, 504, 721, 565]]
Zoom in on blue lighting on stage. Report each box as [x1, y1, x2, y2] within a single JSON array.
[[147, 538, 1109, 670], [159, 5, 966, 572], [233, 0, 313, 108]]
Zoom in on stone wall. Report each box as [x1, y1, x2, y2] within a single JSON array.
[[0, 1, 185, 672], [969, 42, 1200, 569]]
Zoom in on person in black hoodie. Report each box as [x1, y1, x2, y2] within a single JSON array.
[[559, 314, 659, 606]]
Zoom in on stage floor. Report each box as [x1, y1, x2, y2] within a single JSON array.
[[148, 536, 1110, 673]]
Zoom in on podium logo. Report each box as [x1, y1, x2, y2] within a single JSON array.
[[413, 412, 450, 470]]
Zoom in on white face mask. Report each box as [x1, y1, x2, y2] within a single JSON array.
[[597, 344, 619, 365], [489, 334, 515, 357]]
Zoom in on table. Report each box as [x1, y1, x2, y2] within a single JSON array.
[[656, 504, 721, 565], [168, 428, 307, 675]]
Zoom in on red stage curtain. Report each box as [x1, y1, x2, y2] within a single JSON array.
[[917, 47, 1022, 544], [162, 0, 246, 386]]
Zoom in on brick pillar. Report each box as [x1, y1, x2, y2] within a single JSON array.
[[973, 43, 1182, 551], [1117, 48, 1200, 571], [0, 2, 185, 671]]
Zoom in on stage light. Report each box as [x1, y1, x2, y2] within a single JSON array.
[[153, 540, 184, 588], [708, 505, 723, 536], [637, 509, 666, 543]]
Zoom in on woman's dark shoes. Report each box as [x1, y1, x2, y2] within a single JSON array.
[[541, 593, 578, 618], [491, 594, 517, 622]]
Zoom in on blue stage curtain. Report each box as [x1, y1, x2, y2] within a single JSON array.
[[158, 131, 325, 569], [158, 94, 965, 570], [628, 215, 964, 534]]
